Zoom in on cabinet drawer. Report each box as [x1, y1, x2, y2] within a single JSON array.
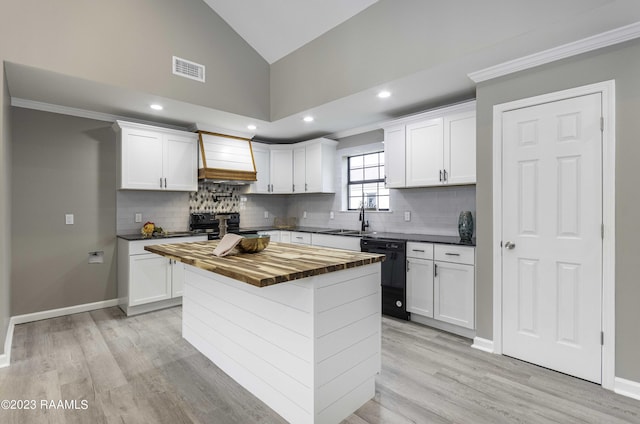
[[290, 231, 311, 245], [406, 242, 434, 259], [434, 244, 474, 265]]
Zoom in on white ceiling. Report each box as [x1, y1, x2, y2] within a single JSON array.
[[202, 0, 379, 64]]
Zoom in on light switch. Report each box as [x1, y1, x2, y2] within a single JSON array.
[[65, 214, 74, 225], [89, 251, 104, 264], [303, 211, 307, 219], [404, 211, 411, 222], [135, 213, 142, 223], [264, 211, 269, 219], [330, 211, 335, 220]]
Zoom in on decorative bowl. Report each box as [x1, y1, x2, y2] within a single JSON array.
[[237, 235, 270, 253]]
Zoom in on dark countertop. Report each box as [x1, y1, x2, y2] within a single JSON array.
[[117, 231, 209, 241], [242, 226, 475, 246]]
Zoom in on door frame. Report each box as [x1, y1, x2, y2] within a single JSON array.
[[492, 80, 616, 389]]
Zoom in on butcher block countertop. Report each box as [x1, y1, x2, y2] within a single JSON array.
[[145, 240, 385, 288]]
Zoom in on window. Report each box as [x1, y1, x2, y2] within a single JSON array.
[[347, 151, 389, 210]]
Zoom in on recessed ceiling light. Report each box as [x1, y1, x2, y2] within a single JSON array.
[[303, 116, 314, 123], [377, 91, 391, 99], [247, 124, 257, 130], [150, 104, 163, 110]]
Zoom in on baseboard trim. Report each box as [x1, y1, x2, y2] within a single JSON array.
[[0, 299, 119, 368], [11, 299, 119, 326], [471, 337, 495, 354], [614, 377, 640, 401]]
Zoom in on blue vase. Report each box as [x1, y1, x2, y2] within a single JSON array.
[[458, 211, 474, 242]]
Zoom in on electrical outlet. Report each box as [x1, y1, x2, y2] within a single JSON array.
[[264, 211, 269, 219], [330, 211, 335, 220], [303, 211, 307, 219], [135, 213, 142, 223], [65, 214, 74, 225], [404, 211, 411, 222]]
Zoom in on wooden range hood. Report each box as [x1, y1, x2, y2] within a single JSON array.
[[197, 131, 257, 182]]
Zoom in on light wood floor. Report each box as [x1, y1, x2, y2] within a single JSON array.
[[1, 307, 639, 423]]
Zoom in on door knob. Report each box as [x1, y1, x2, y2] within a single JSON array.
[[504, 241, 516, 250]]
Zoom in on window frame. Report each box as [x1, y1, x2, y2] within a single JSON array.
[[346, 151, 389, 211]]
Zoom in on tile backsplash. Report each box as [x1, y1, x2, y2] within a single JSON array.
[[286, 185, 476, 236], [117, 182, 475, 237]]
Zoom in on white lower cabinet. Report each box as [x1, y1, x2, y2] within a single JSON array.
[[311, 233, 361, 251], [433, 260, 474, 329], [258, 230, 281, 242], [406, 242, 475, 333], [407, 257, 434, 318], [290, 231, 311, 245], [118, 236, 206, 315]]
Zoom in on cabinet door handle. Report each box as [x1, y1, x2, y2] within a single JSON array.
[[406, 260, 410, 272], [164, 177, 167, 188], [305, 183, 308, 192], [439, 170, 443, 182], [292, 184, 295, 192], [160, 177, 163, 188], [434, 263, 438, 277], [445, 252, 460, 256], [412, 249, 425, 253], [295, 236, 303, 240], [443, 170, 448, 182]]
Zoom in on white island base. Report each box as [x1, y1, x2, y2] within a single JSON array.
[[182, 262, 382, 424]]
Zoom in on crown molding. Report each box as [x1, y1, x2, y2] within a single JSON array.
[[468, 21, 640, 83], [10, 98, 189, 131]]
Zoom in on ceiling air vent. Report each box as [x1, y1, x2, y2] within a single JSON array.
[[172, 56, 205, 82]]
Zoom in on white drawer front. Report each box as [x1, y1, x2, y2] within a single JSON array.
[[434, 244, 474, 265], [406, 242, 434, 259], [129, 236, 207, 255], [290, 231, 311, 245]]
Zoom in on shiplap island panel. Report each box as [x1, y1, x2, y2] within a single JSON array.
[[144, 240, 384, 424]]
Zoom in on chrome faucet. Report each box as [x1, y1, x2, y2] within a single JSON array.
[[359, 205, 369, 232]]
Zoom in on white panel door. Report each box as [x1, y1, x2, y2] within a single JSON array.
[[502, 93, 602, 383], [163, 133, 198, 191], [270, 148, 293, 193], [406, 118, 444, 187], [445, 111, 476, 184], [121, 128, 164, 190]]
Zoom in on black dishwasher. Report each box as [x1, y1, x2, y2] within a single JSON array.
[[361, 237, 409, 320]]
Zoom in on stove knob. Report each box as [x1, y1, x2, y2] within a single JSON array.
[[396, 300, 402, 308]]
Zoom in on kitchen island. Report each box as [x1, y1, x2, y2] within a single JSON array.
[[145, 240, 384, 424]]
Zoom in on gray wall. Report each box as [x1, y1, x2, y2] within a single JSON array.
[[476, 39, 640, 381], [11, 109, 117, 316], [0, 68, 11, 354], [0, 0, 269, 120], [269, 0, 640, 121]]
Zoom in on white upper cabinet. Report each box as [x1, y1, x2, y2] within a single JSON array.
[[297, 138, 337, 193], [249, 138, 337, 195], [293, 146, 306, 193], [247, 143, 271, 194], [382, 101, 476, 188], [383, 125, 405, 188], [444, 111, 476, 185], [406, 118, 444, 187], [270, 147, 294, 193], [114, 121, 198, 191]]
